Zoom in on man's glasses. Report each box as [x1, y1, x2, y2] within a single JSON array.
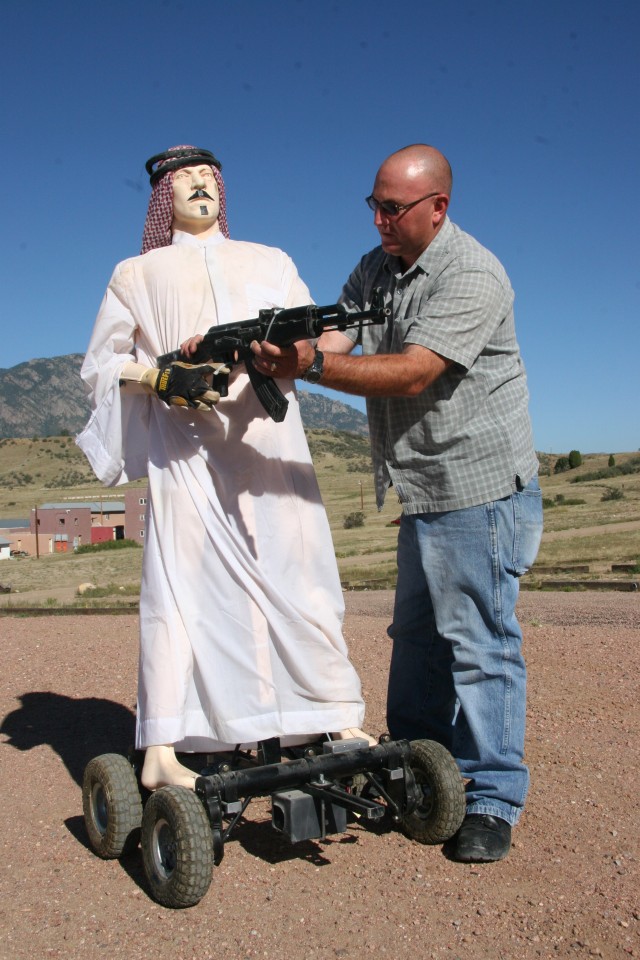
[[365, 191, 439, 218]]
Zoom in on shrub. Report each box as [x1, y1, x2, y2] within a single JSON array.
[[544, 494, 585, 508], [608, 454, 616, 467], [3, 471, 34, 486], [568, 450, 582, 468], [554, 456, 571, 474], [571, 456, 640, 483], [343, 511, 365, 529], [601, 487, 624, 502], [346, 460, 372, 473], [44, 468, 94, 488], [75, 539, 141, 554]]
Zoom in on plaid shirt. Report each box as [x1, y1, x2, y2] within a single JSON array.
[[340, 217, 538, 512]]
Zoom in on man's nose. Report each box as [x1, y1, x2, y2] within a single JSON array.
[[191, 172, 206, 189], [373, 206, 387, 228]]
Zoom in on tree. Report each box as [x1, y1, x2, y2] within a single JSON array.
[[568, 450, 582, 469], [554, 456, 571, 474], [608, 454, 616, 467]]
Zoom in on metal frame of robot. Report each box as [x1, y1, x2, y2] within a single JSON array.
[[146, 733, 465, 859], [83, 734, 466, 909], [199, 734, 432, 862]]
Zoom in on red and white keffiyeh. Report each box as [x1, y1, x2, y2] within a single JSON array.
[[141, 144, 229, 254]]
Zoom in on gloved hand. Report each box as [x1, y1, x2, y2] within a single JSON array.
[[141, 362, 230, 410]]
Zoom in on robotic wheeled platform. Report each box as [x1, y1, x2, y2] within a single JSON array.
[[82, 735, 466, 909]]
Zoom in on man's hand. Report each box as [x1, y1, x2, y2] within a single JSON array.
[[143, 361, 230, 410], [251, 339, 314, 380]]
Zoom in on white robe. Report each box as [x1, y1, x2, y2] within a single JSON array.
[[77, 231, 364, 751]]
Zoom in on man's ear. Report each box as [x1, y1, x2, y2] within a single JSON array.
[[433, 194, 449, 226]]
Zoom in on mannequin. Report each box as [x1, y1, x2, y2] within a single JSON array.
[[78, 147, 374, 793]]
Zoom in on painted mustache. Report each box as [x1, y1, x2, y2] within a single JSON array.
[[188, 189, 215, 202]]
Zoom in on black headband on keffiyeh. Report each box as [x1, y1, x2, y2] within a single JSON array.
[[145, 147, 222, 185], [141, 145, 230, 254]]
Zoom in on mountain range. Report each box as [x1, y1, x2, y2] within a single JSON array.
[[0, 355, 369, 438]]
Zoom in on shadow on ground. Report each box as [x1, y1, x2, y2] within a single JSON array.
[[1, 690, 136, 786]]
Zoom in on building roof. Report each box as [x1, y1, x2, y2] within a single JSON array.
[[36, 502, 125, 512]]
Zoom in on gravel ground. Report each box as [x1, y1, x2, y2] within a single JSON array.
[[1, 590, 638, 960]]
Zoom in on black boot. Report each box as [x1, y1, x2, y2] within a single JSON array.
[[444, 814, 512, 863]]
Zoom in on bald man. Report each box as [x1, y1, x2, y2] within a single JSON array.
[[253, 144, 543, 863]]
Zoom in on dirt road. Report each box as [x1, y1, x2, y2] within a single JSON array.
[[1, 591, 638, 959]]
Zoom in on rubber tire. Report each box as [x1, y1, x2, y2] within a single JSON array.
[[400, 739, 466, 844], [82, 753, 143, 858], [141, 786, 213, 909]]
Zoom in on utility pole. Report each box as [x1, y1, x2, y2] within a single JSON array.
[[34, 505, 40, 559]]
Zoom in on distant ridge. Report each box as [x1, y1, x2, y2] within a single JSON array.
[[0, 355, 369, 439], [298, 390, 368, 435]]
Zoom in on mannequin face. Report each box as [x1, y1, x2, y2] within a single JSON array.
[[171, 164, 220, 236]]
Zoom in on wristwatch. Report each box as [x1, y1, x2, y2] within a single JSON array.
[[301, 348, 324, 383]]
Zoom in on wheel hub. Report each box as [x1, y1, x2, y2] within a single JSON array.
[[91, 783, 109, 835], [151, 818, 177, 879]]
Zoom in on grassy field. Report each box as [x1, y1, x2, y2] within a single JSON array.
[[533, 451, 640, 573], [0, 435, 638, 606]]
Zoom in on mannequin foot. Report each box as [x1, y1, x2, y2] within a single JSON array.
[[334, 727, 378, 747], [141, 745, 198, 790]]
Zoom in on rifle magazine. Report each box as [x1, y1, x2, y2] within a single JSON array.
[[246, 361, 289, 422]]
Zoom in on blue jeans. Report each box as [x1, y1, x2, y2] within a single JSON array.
[[387, 478, 543, 825]]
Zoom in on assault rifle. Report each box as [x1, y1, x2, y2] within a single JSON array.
[[156, 289, 389, 422]]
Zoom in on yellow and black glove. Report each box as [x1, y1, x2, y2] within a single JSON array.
[[139, 362, 230, 410]]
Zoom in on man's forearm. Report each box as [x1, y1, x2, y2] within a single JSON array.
[[252, 332, 451, 398], [313, 348, 449, 398]]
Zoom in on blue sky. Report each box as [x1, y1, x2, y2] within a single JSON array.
[[1, 0, 638, 454]]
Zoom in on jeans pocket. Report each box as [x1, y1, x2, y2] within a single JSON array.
[[512, 478, 543, 576]]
